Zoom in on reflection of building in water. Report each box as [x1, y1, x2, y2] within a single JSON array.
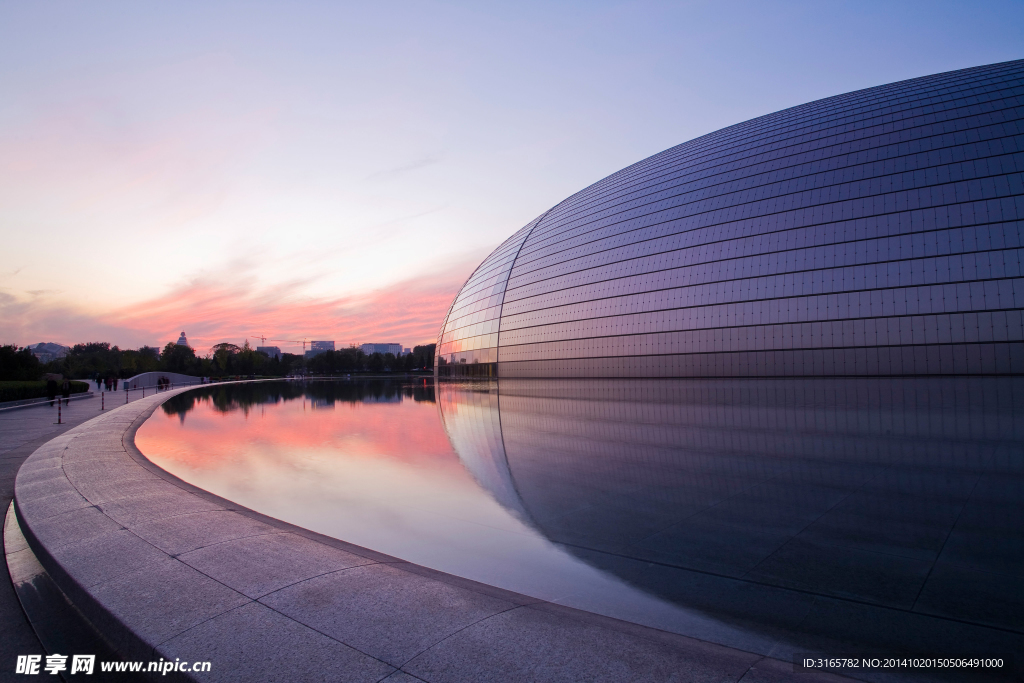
[[309, 397, 335, 409], [360, 394, 402, 404], [436, 60, 1024, 378], [438, 378, 1024, 670], [437, 382, 527, 519]]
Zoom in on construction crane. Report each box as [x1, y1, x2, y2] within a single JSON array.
[[269, 338, 308, 353], [250, 334, 309, 353]]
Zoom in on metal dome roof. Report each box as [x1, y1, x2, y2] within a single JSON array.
[[437, 60, 1024, 377]]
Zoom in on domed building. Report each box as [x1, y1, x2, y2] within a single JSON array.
[[436, 60, 1024, 377]]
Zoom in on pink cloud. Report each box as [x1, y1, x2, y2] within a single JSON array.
[[1, 255, 478, 351]]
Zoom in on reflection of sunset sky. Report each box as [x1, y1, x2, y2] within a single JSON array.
[[140, 394, 461, 472], [134, 387, 716, 639], [136, 392, 535, 564]]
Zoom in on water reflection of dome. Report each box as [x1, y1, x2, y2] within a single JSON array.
[[436, 60, 1024, 378], [437, 378, 1024, 662]]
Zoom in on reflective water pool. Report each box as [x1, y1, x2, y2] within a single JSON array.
[[136, 378, 1024, 674]]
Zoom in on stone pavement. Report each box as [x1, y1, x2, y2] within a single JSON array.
[[0, 391, 149, 677]]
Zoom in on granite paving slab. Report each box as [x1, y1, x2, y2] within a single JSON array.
[[178, 532, 375, 599], [261, 562, 518, 667], [157, 602, 395, 683], [130, 510, 283, 555], [403, 604, 758, 683]]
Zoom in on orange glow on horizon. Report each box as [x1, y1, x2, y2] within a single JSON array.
[[2, 256, 476, 351]]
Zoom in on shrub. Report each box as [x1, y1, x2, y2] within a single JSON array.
[[0, 381, 89, 403]]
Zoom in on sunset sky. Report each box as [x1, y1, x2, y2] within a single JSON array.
[[2, 1, 1021, 354]]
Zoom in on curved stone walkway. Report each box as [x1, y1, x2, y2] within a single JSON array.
[[2, 390, 151, 673], [12, 387, 851, 682]]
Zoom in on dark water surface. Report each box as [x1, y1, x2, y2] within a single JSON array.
[[136, 378, 1024, 680]]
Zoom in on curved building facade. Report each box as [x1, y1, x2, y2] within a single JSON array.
[[437, 60, 1024, 377]]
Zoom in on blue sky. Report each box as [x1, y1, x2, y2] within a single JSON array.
[[1, 0, 1021, 351]]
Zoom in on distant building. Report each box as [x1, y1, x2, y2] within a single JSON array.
[[361, 343, 402, 356], [305, 340, 335, 359], [256, 346, 283, 360], [403, 347, 411, 356], [175, 331, 189, 347], [28, 342, 69, 364]]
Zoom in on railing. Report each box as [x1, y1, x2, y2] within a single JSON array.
[[118, 378, 207, 404], [0, 391, 95, 413]]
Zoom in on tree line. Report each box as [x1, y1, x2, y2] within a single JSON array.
[[304, 345, 435, 375], [0, 341, 436, 382]]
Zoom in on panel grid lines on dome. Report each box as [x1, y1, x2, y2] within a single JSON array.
[[535, 69, 1024, 238], [520, 113, 1024, 266], [441, 220, 536, 319], [501, 211, 1024, 308], [506, 191, 1024, 305], [510, 200, 1024, 293], [496, 270, 1024, 336], [508, 182, 1024, 296], [520, 96, 1024, 267], [546, 69, 1015, 212], [528, 80, 1024, 232], [517, 153, 1023, 278], [497, 277, 1024, 337], [493, 310, 1024, 357], [435, 214, 548, 372], [541, 95, 1016, 230], [501, 212, 1024, 312], [512, 176, 1024, 288]]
